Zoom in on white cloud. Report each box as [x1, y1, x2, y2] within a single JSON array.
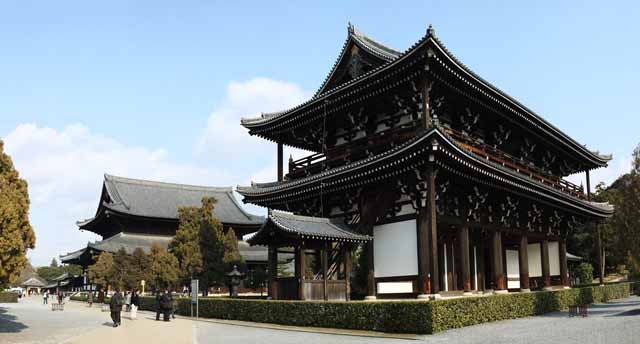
[[3, 77, 314, 266], [3, 123, 233, 266], [566, 157, 632, 193], [196, 78, 312, 164]]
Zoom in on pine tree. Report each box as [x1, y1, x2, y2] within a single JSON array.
[[170, 206, 203, 282], [0, 140, 35, 288], [130, 247, 152, 289], [88, 251, 115, 289], [199, 197, 226, 294], [223, 228, 244, 271], [50, 258, 58, 268], [149, 243, 179, 291]]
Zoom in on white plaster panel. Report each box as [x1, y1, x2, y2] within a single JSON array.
[[506, 250, 520, 289], [373, 220, 418, 278], [528, 243, 542, 277], [548, 241, 560, 276], [377, 282, 414, 294]]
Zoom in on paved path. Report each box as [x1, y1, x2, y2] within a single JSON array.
[[1, 295, 639, 343]]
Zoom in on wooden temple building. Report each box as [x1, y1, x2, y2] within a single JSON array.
[[61, 174, 266, 289], [238, 24, 614, 300]]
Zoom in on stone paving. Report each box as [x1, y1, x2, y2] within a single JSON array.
[[1, 295, 639, 343]]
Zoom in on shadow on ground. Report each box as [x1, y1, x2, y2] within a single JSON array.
[[0, 307, 28, 333]]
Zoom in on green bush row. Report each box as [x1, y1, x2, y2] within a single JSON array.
[[73, 283, 632, 334], [429, 283, 630, 333], [0, 292, 19, 303]]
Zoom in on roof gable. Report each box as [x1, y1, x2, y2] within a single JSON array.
[[314, 24, 401, 97]]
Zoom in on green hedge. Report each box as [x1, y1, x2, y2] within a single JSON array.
[[0, 292, 19, 303], [73, 283, 632, 334]]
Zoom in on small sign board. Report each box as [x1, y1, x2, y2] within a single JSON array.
[[191, 279, 198, 304]]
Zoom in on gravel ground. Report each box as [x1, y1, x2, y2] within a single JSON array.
[[2, 295, 639, 343]]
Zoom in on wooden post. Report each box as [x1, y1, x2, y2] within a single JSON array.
[[322, 243, 328, 301], [492, 230, 506, 291], [518, 233, 530, 292], [477, 238, 485, 291], [343, 244, 351, 301], [268, 245, 278, 299], [596, 224, 604, 285], [366, 239, 376, 299], [541, 240, 552, 289], [427, 165, 440, 293], [277, 142, 284, 182], [459, 224, 471, 293], [559, 238, 569, 288], [296, 246, 306, 300], [586, 170, 591, 201], [417, 208, 431, 296]]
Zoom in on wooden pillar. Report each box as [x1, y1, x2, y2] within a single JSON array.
[[518, 233, 530, 291], [366, 239, 376, 299], [541, 240, 552, 289], [427, 165, 440, 293], [492, 230, 506, 291], [322, 242, 328, 301], [295, 246, 306, 300], [459, 224, 471, 293], [477, 238, 485, 291], [343, 244, 351, 301], [586, 170, 591, 201], [417, 208, 431, 296], [559, 238, 569, 288], [277, 142, 284, 182], [596, 224, 604, 285], [446, 235, 455, 290], [268, 245, 278, 299]]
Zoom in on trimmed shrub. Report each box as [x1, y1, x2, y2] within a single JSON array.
[[574, 262, 594, 285], [0, 292, 19, 303], [73, 283, 631, 334]]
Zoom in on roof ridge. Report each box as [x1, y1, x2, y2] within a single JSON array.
[[104, 174, 233, 193]]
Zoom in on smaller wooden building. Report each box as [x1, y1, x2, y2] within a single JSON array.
[[248, 211, 371, 301]]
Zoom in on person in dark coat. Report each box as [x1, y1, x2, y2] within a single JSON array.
[[110, 289, 124, 327], [97, 289, 105, 304], [160, 290, 172, 322], [130, 290, 139, 320], [155, 290, 162, 321]]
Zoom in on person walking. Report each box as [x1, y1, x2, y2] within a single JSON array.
[[130, 290, 139, 320], [155, 290, 162, 321], [42, 290, 48, 305], [168, 290, 176, 319], [109, 289, 124, 327], [124, 291, 131, 312], [88, 291, 93, 307], [97, 289, 105, 304], [160, 290, 172, 322]]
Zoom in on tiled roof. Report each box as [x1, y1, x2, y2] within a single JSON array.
[[78, 174, 263, 227], [247, 211, 371, 245]]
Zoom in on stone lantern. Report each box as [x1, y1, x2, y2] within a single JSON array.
[[226, 265, 244, 297]]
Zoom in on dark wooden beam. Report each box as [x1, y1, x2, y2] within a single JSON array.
[[417, 207, 431, 295], [277, 142, 284, 182], [322, 242, 328, 301], [492, 230, 506, 291], [518, 233, 530, 291], [366, 239, 376, 299], [459, 224, 471, 293], [295, 246, 305, 300], [596, 224, 604, 285], [541, 239, 551, 289], [268, 245, 278, 299], [559, 238, 569, 287], [427, 164, 440, 293], [343, 244, 351, 301]]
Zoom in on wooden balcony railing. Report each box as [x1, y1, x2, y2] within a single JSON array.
[[286, 127, 586, 200], [443, 128, 586, 199]]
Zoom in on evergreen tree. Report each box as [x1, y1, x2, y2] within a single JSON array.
[[50, 258, 58, 268], [129, 247, 152, 288], [199, 197, 226, 294], [149, 243, 179, 291], [88, 251, 115, 289], [223, 228, 244, 271], [170, 206, 203, 282], [0, 140, 35, 288]]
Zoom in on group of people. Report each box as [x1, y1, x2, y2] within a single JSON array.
[[107, 289, 141, 327], [155, 289, 176, 322], [41, 290, 64, 305]]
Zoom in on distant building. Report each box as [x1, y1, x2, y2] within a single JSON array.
[[60, 174, 266, 290]]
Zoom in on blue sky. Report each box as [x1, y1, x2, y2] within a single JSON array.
[[1, 1, 638, 266]]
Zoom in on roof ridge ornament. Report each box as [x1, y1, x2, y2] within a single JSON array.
[[348, 22, 355, 34], [427, 24, 435, 37]]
